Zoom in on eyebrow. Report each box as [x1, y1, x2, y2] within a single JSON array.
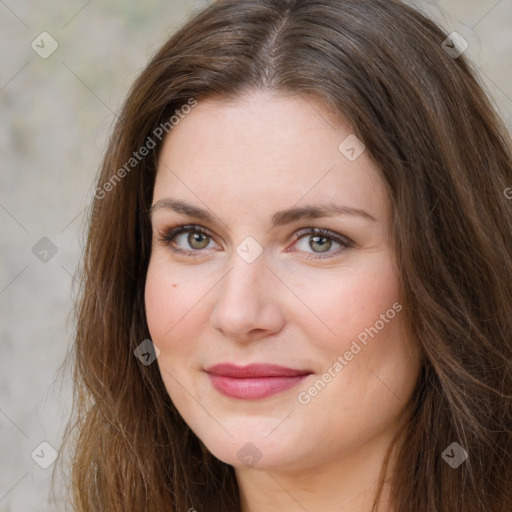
[[149, 199, 377, 227]]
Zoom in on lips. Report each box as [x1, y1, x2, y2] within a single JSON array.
[[204, 363, 312, 400]]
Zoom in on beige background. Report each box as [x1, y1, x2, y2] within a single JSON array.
[[0, 1, 510, 510]]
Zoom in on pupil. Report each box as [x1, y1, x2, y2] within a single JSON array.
[[189, 232, 208, 249], [310, 235, 331, 253], [186, 233, 333, 252]]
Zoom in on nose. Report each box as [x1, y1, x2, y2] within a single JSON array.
[[210, 251, 286, 342]]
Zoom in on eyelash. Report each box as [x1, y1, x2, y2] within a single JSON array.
[[155, 223, 354, 260]]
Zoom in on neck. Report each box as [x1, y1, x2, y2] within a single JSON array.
[[235, 425, 398, 512]]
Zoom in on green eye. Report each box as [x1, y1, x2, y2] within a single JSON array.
[[157, 224, 353, 260], [187, 231, 210, 250], [292, 228, 352, 259]]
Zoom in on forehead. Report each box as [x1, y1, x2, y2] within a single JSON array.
[[153, 91, 387, 221]]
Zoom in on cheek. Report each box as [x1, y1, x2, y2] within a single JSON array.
[[144, 257, 207, 405], [144, 256, 207, 351], [339, 264, 400, 344], [296, 257, 418, 421], [284, 252, 400, 355], [144, 261, 173, 342]]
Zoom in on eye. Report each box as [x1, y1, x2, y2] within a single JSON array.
[[156, 224, 219, 256], [290, 228, 353, 259], [156, 224, 353, 260]]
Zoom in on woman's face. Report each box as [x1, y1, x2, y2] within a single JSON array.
[[145, 90, 422, 472]]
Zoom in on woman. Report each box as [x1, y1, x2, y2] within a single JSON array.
[[55, 0, 512, 510]]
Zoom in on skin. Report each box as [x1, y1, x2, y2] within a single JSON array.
[[145, 89, 423, 512]]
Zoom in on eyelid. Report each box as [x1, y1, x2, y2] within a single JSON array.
[[288, 227, 354, 259], [155, 223, 353, 258], [292, 227, 354, 247], [155, 224, 221, 255]]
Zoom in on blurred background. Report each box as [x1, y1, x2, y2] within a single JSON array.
[[1, 0, 511, 510]]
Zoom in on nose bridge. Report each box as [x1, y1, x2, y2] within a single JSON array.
[[220, 250, 268, 308], [221, 231, 269, 293], [212, 247, 283, 338]]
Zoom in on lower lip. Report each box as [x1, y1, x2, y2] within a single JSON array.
[[207, 374, 310, 400]]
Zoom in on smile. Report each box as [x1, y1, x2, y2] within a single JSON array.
[[204, 363, 312, 400]]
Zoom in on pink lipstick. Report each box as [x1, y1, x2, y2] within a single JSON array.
[[205, 363, 312, 400]]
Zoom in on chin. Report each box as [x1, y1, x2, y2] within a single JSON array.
[[195, 428, 305, 471]]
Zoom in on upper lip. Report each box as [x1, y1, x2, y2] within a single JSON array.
[[205, 363, 312, 378]]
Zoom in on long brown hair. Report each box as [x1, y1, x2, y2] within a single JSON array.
[[53, 0, 512, 510]]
